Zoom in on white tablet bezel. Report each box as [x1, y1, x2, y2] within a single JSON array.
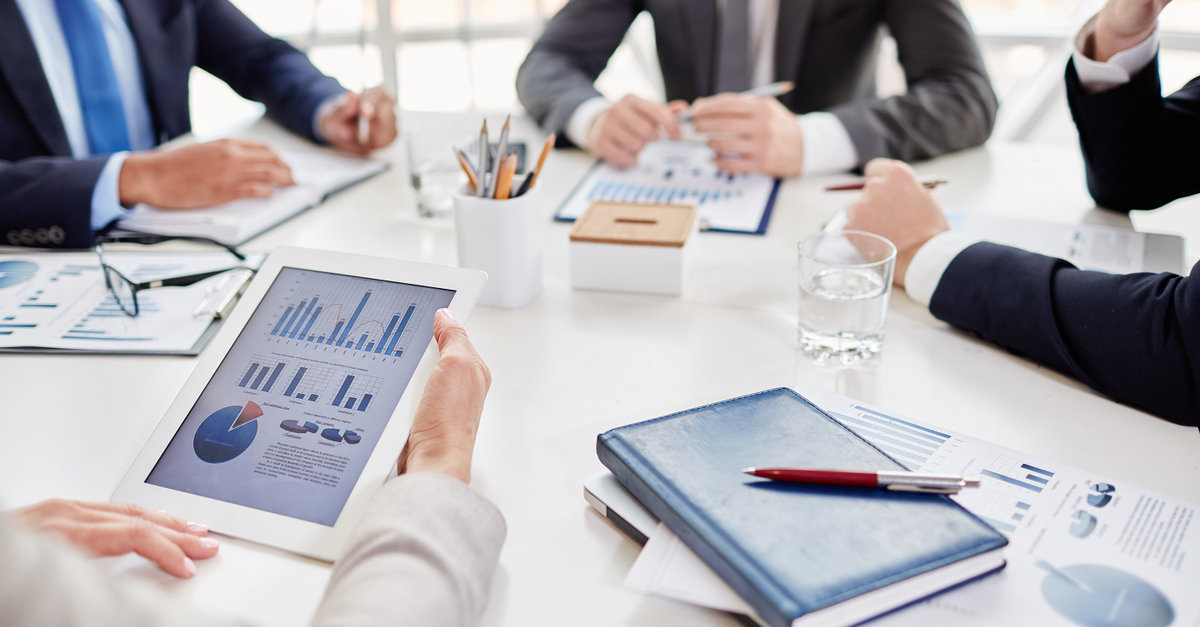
[[113, 246, 486, 561]]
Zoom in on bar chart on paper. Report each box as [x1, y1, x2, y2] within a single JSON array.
[[0, 253, 254, 353], [792, 385, 1200, 627], [264, 274, 439, 360], [554, 141, 779, 234]]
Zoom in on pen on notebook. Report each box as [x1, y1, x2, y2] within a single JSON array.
[[679, 81, 795, 122], [488, 115, 512, 198], [825, 177, 948, 192], [514, 132, 555, 197], [743, 468, 981, 494], [453, 148, 479, 194]]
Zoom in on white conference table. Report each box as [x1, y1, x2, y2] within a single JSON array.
[[1, 114, 1198, 627]]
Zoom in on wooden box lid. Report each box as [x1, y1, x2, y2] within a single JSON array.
[[568, 201, 697, 247]]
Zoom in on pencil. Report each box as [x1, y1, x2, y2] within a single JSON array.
[[514, 132, 555, 197], [453, 148, 478, 194], [494, 154, 517, 200], [825, 177, 947, 192], [476, 119, 489, 197], [487, 115, 511, 198]]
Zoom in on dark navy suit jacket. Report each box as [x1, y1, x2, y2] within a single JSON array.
[[931, 243, 1199, 427], [1066, 55, 1200, 211], [0, 0, 344, 248], [927, 58, 1200, 427]]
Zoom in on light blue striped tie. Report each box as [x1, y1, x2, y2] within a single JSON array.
[[54, 0, 131, 154]]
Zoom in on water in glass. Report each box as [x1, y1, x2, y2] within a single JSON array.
[[798, 266, 889, 365]]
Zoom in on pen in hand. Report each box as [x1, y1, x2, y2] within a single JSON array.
[[743, 467, 981, 494], [356, 96, 371, 146], [826, 177, 947, 192]]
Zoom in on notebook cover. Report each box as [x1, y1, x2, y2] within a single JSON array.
[[597, 388, 1007, 627]]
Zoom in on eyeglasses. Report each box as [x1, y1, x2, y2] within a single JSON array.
[[95, 231, 256, 317]]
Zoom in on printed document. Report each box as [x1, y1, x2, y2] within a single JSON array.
[[0, 252, 257, 354], [555, 141, 779, 234], [627, 385, 1199, 627]]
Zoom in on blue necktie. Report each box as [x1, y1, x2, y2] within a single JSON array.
[[54, 0, 131, 154]]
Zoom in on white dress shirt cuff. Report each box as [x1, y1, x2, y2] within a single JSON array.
[[1072, 16, 1159, 94], [903, 231, 979, 307], [565, 96, 611, 151], [90, 152, 131, 231], [313, 93, 347, 143], [797, 112, 858, 175]]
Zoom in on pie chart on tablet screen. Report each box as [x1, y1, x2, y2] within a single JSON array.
[[193, 401, 262, 463]]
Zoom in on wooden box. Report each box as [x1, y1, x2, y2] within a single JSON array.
[[568, 201, 698, 295]]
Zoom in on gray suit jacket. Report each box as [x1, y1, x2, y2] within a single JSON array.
[[516, 0, 997, 165], [0, 473, 506, 627]]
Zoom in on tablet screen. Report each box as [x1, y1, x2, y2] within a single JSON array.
[[145, 267, 454, 525]]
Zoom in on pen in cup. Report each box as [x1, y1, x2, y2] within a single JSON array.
[[743, 467, 981, 494]]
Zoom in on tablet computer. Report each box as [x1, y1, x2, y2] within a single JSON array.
[[114, 246, 486, 561]]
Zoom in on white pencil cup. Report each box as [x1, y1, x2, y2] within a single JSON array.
[[452, 184, 543, 308]]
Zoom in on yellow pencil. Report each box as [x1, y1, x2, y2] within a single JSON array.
[[453, 148, 479, 193], [515, 132, 555, 197], [494, 154, 518, 200]]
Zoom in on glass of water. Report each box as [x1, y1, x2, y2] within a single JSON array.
[[404, 127, 472, 218], [797, 230, 896, 365]]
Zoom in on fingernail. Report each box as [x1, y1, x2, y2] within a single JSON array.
[[200, 538, 220, 550], [438, 308, 455, 321], [187, 522, 208, 535], [184, 558, 197, 576]]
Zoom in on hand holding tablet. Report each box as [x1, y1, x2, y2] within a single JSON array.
[[114, 247, 488, 561], [399, 309, 491, 483]]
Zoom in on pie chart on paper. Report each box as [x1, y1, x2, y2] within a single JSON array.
[[193, 401, 263, 463], [0, 260, 38, 289]]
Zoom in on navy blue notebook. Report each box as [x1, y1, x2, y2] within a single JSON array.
[[597, 388, 1007, 627]]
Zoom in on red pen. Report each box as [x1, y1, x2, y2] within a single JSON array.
[[825, 177, 947, 192], [743, 467, 981, 494]]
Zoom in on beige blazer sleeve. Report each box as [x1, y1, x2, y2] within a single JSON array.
[[0, 473, 506, 627]]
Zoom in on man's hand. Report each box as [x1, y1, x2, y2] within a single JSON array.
[[11, 500, 218, 578], [587, 95, 685, 168], [843, 159, 950, 288], [1093, 0, 1172, 62], [689, 94, 804, 178], [397, 309, 491, 484], [318, 87, 398, 155], [120, 139, 294, 209]]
